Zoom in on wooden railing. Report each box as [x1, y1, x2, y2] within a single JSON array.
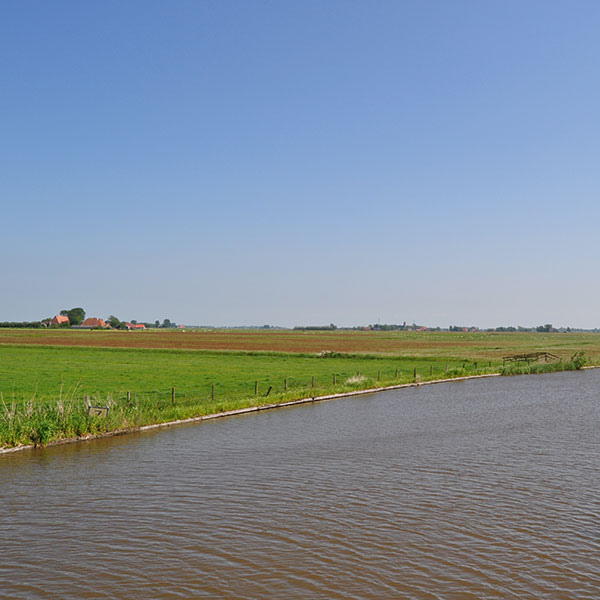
[[502, 352, 560, 365]]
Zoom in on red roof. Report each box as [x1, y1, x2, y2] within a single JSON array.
[[51, 315, 70, 325], [81, 317, 106, 328]]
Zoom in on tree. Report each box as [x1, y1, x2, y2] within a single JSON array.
[[154, 320, 160, 328], [162, 318, 171, 328], [60, 307, 86, 325], [107, 315, 121, 329]]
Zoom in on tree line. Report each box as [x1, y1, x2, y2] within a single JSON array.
[[106, 316, 178, 329]]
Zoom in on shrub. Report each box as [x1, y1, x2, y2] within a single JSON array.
[[570, 351, 588, 369]]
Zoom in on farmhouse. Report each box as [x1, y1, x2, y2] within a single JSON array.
[[50, 315, 70, 326], [77, 317, 108, 329], [126, 323, 146, 330]]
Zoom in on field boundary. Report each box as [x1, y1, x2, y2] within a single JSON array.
[[0, 341, 453, 361]]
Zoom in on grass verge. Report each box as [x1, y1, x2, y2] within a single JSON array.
[[0, 345, 590, 449]]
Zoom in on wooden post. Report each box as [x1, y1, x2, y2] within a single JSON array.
[[395, 368, 398, 378], [413, 368, 416, 380], [211, 384, 214, 401], [429, 365, 432, 376], [127, 391, 131, 403], [311, 376, 315, 388], [171, 387, 175, 405], [333, 374, 336, 384], [377, 370, 380, 381], [445, 363, 448, 372], [255, 380, 258, 395], [284, 378, 287, 391], [474, 362, 478, 370], [489, 361, 491, 368]]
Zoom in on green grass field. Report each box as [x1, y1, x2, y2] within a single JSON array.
[[0, 329, 594, 448], [0, 345, 492, 401]]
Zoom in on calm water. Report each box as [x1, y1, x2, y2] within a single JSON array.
[[1, 370, 599, 599]]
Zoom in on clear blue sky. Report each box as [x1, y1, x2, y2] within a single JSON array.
[[2, 0, 599, 328]]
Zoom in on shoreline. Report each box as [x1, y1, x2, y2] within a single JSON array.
[[1, 368, 596, 456], [0, 373, 501, 455]]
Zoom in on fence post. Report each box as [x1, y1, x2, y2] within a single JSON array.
[[333, 374, 336, 385], [255, 380, 258, 395], [171, 387, 175, 405], [211, 384, 214, 401], [127, 391, 130, 403], [413, 368, 417, 380], [429, 365, 432, 376], [395, 368, 398, 378], [284, 378, 288, 391], [377, 370, 380, 381], [311, 376, 314, 388]]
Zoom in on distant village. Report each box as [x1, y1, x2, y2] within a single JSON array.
[[48, 315, 151, 330], [42, 309, 182, 330], [0, 308, 185, 330]]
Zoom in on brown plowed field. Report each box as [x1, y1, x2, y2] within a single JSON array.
[[0, 329, 598, 360]]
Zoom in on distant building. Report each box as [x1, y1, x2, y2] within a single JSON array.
[[79, 317, 107, 329], [125, 323, 146, 330], [50, 315, 70, 326]]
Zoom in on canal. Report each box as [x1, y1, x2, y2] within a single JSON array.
[[1, 370, 598, 598]]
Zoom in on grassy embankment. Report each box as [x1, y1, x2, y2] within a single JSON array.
[[0, 329, 595, 448]]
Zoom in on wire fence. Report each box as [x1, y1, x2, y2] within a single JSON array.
[[2, 361, 497, 411]]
